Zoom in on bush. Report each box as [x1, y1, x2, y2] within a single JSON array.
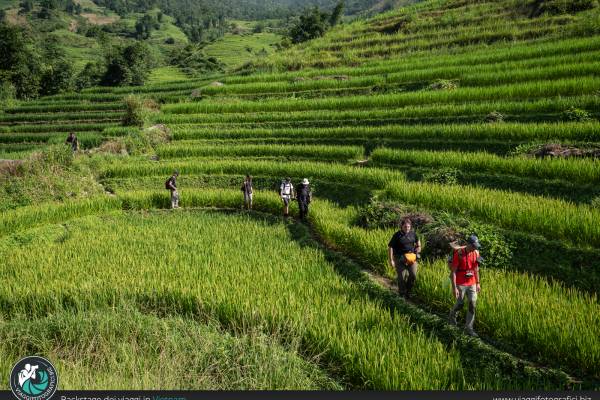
[[466, 222, 514, 270], [428, 79, 458, 91], [169, 44, 224, 76], [533, 0, 598, 16], [121, 96, 160, 127], [0, 80, 17, 108], [422, 168, 459, 185], [485, 111, 505, 123], [591, 196, 600, 209], [98, 124, 171, 156], [563, 107, 592, 122]]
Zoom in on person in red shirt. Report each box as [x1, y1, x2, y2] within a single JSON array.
[[448, 235, 482, 337]]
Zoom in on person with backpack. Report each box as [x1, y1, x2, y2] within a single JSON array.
[[388, 218, 421, 299], [241, 175, 253, 210], [296, 178, 312, 221], [279, 177, 294, 217], [165, 170, 180, 209], [448, 234, 482, 337], [65, 132, 79, 152]]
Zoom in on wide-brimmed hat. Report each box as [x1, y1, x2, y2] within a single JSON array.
[[302, 178, 309, 185]]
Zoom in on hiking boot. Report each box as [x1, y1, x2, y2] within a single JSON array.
[[465, 328, 479, 338], [448, 314, 457, 326]]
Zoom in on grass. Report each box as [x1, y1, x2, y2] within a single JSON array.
[[0, 309, 341, 389]]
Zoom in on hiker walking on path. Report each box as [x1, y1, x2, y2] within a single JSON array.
[[448, 234, 482, 337], [65, 132, 79, 152], [279, 177, 294, 217], [296, 178, 312, 221], [165, 170, 180, 209], [388, 218, 421, 299], [241, 175, 253, 210]]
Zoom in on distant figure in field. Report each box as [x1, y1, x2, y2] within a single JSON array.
[[165, 170, 180, 209], [279, 177, 294, 217], [448, 234, 482, 337], [65, 132, 79, 152], [388, 217, 421, 299], [296, 178, 312, 221], [241, 175, 253, 210]]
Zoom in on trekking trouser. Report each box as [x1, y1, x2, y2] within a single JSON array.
[[298, 200, 309, 220], [450, 284, 478, 331], [171, 190, 179, 208], [244, 192, 253, 206], [395, 257, 418, 296]]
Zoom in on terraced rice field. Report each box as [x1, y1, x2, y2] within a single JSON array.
[[1, 0, 600, 391]]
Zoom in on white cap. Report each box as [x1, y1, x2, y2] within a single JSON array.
[[302, 178, 309, 185]]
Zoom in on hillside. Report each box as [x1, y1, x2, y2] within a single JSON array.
[[1, 0, 600, 391]]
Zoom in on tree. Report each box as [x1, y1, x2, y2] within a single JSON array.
[[329, 0, 344, 26], [75, 62, 104, 90], [289, 7, 330, 44], [0, 25, 42, 99], [101, 42, 152, 86], [40, 59, 74, 95]]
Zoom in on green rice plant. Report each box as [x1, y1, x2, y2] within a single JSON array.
[[3, 102, 125, 114], [171, 122, 600, 143], [157, 143, 364, 162], [162, 79, 600, 114], [0, 112, 126, 123], [206, 60, 600, 96], [156, 96, 600, 126], [382, 181, 600, 247], [0, 123, 117, 134], [224, 36, 600, 84], [0, 197, 122, 238], [370, 148, 600, 185], [99, 159, 404, 189]]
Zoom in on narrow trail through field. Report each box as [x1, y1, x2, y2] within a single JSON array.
[[283, 210, 595, 389]]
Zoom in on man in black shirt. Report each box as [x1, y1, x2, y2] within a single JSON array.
[[65, 132, 79, 152], [388, 218, 421, 299]]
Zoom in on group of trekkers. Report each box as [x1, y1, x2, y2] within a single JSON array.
[[165, 171, 313, 220], [388, 218, 482, 337], [166, 170, 482, 338]]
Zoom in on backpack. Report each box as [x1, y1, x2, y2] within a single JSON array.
[[165, 177, 172, 190], [281, 182, 292, 196]]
